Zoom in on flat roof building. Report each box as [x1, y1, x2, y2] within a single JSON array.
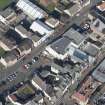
[[83, 42, 99, 57], [64, 3, 81, 17], [45, 37, 71, 59], [16, 0, 47, 20], [30, 20, 54, 36], [45, 17, 60, 28], [92, 59, 105, 83], [63, 28, 86, 48], [0, 29, 22, 51], [90, 18, 105, 37]]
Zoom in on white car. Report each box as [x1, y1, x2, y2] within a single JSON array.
[[24, 64, 30, 69]]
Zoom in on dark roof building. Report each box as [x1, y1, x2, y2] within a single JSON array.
[[0, 29, 22, 51], [92, 59, 105, 83], [0, 49, 20, 67], [50, 37, 71, 55], [17, 38, 34, 56]]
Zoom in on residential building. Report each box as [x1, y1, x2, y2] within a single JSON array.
[[69, 46, 95, 64], [39, 0, 59, 7], [45, 28, 87, 59], [0, 49, 20, 67], [16, 0, 47, 20], [45, 37, 71, 59], [97, 1, 105, 12], [92, 59, 105, 83], [15, 25, 33, 38], [0, 38, 34, 67], [0, 29, 22, 51], [64, 3, 81, 17], [72, 76, 101, 105], [45, 17, 60, 28], [73, 0, 90, 7], [30, 20, 54, 36], [51, 61, 81, 82], [82, 42, 99, 57], [80, 0, 90, 7], [15, 24, 41, 46], [17, 38, 34, 56], [90, 18, 105, 38], [0, 7, 17, 24], [63, 28, 86, 48], [31, 75, 51, 100], [7, 83, 43, 105]]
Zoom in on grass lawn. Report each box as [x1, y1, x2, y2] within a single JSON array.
[[47, 3, 56, 12], [18, 85, 35, 96], [0, 0, 12, 9], [0, 47, 5, 57]]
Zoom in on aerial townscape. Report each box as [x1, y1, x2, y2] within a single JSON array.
[[1, 0, 105, 105]]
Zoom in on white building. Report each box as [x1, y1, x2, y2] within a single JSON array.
[[16, 0, 47, 20], [30, 20, 54, 35], [45, 27, 87, 60], [45, 17, 60, 28], [45, 37, 71, 60]]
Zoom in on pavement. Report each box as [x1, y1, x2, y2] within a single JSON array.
[[0, 0, 102, 103]]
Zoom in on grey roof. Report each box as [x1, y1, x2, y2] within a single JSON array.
[[31, 34, 41, 42], [92, 59, 105, 83], [0, 7, 15, 18], [16, 25, 41, 42], [84, 43, 99, 56], [63, 28, 86, 45], [40, 70, 51, 78], [51, 62, 81, 79], [0, 29, 22, 49], [15, 25, 33, 37], [50, 37, 71, 54], [16, 25, 29, 35], [0, 32, 17, 50]]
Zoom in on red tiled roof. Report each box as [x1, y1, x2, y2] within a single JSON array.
[[72, 92, 87, 102]]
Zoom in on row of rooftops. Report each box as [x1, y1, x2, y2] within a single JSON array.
[[6, 57, 82, 105], [45, 27, 99, 65], [70, 1, 105, 105], [0, 0, 105, 105], [72, 76, 101, 105], [7, 82, 44, 105], [0, 0, 61, 67], [0, 37, 34, 67], [7, 55, 105, 105]]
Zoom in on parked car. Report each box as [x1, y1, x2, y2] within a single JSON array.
[[23, 64, 30, 69], [7, 72, 18, 82], [32, 57, 38, 63]]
